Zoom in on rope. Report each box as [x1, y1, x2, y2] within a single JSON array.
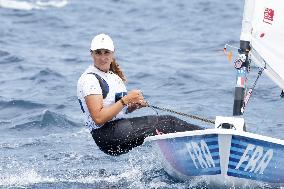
[[242, 66, 265, 113], [146, 103, 215, 125]]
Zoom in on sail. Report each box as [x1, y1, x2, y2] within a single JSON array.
[[240, 0, 284, 90]]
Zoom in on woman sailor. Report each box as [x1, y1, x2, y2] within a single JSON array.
[[77, 33, 202, 156]]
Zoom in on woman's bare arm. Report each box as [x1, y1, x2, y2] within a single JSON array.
[[85, 89, 146, 126]]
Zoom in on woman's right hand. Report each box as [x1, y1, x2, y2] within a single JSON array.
[[123, 89, 147, 107]]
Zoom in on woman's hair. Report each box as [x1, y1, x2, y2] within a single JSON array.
[[110, 59, 127, 82]]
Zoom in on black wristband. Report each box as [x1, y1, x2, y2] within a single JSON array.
[[120, 98, 127, 106]]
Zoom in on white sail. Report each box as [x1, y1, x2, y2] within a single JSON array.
[[240, 0, 284, 90]]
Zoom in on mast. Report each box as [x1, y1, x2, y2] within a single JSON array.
[[233, 0, 255, 116], [233, 43, 249, 116]]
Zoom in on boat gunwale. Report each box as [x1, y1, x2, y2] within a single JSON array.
[[145, 128, 284, 145]]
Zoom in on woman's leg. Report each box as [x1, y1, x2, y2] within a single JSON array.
[[91, 118, 146, 156], [91, 115, 203, 156], [153, 115, 202, 134]]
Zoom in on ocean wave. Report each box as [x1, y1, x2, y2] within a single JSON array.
[[0, 50, 9, 57], [0, 99, 46, 109], [62, 57, 85, 64], [0, 53, 23, 64], [0, 120, 11, 124], [26, 68, 64, 82], [11, 109, 80, 130], [0, 137, 50, 149], [0, 0, 68, 10]]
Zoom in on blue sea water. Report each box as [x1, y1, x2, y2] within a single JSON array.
[[0, 0, 283, 188]]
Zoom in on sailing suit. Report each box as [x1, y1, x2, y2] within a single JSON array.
[[77, 65, 202, 156]]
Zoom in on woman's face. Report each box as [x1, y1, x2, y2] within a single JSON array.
[[92, 49, 114, 72]]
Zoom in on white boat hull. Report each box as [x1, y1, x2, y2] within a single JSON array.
[[146, 129, 284, 187]]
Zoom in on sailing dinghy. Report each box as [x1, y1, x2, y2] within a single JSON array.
[[145, 0, 284, 187]]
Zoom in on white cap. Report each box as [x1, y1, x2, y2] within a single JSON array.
[[90, 33, 114, 52]]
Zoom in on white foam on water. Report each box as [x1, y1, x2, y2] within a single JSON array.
[[148, 181, 203, 189], [0, 0, 68, 10], [73, 168, 143, 184], [35, 0, 68, 8], [0, 169, 55, 187], [0, 0, 37, 10]]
